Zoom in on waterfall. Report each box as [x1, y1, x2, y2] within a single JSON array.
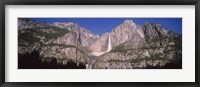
[[89, 34, 112, 56], [106, 35, 112, 52]]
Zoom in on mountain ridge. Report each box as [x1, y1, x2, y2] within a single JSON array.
[[18, 18, 182, 69]]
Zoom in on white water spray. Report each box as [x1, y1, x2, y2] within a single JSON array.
[[90, 34, 112, 56], [106, 35, 112, 52]]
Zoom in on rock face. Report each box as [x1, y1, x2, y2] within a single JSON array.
[[18, 18, 182, 69], [93, 20, 181, 69], [18, 18, 50, 30], [18, 19, 98, 66], [51, 22, 99, 48]]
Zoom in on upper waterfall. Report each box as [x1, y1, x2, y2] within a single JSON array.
[[106, 34, 112, 52], [89, 34, 112, 56]]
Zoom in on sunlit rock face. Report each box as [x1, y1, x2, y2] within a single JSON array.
[[88, 32, 110, 55], [51, 22, 100, 48], [92, 20, 181, 69], [88, 19, 144, 56], [18, 18, 182, 69]]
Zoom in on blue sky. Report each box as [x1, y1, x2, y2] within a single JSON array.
[[29, 18, 182, 35]]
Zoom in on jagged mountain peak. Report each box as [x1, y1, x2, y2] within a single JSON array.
[[144, 22, 162, 28], [121, 19, 137, 27], [51, 22, 79, 29], [123, 19, 134, 24], [143, 22, 176, 37], [53, 22, 78, 26], [112, 19, 138, 33]]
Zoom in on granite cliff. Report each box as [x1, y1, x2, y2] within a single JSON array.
[[18, 18, 182, 69]]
